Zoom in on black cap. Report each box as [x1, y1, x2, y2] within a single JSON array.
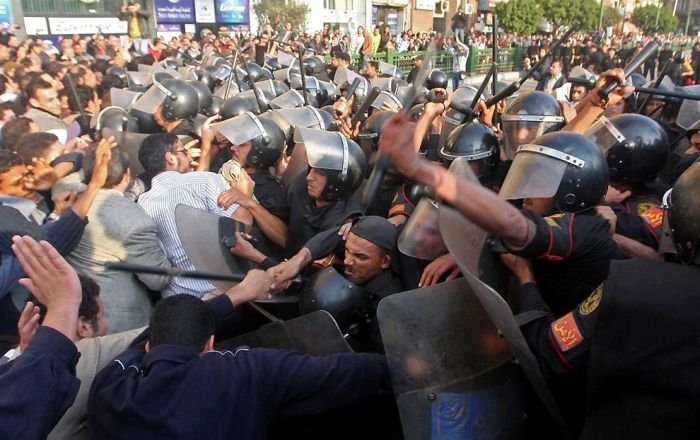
[[350, 216, 398, 251]]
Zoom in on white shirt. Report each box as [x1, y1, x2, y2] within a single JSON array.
[[138, 171, 239, 297]]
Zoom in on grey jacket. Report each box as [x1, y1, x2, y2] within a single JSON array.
[[66, 189, 171, 333]]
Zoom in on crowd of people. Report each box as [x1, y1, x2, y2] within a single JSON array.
[[0, 5, 700, 438]]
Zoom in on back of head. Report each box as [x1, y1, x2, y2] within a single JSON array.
[[669, 160, 700, 265], [15, 132, 59, 164], [1, 117, 34, 151], [139, 132, 178, 174], [84, 145, 130, 188], [149, 294, 215, 352], [27, 273, 102, 329]]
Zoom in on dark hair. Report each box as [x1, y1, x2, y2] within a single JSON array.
[[139, 132, 178, 174], [15, 132, 59, 164], [25, 77, 53, 101], [368, 61, 379, 70], [84, 144, 129, 188], [336, 52, 351, 63], [27, 273, 102, 330], [67, 84, 96, 113], [98, 73, 126, 98], [149, 294, 215, 351], [0, 149, 22, 174], [0, 117, 33, 151]]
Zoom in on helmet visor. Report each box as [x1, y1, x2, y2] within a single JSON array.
[[499, 145, 571, 201], [371, 91, 403, 112], [269, 89, 305, 109], [293, 127, 346, 171], [126, 71, 153, 87], [276, 107, 327, 131], [211, 112, 267, 146], [110, 88, 142, 110], [501, 117, 563, 160], [397, 197, 448, 260], [583, 116, 626, 155], [676, 85, 700, 130], [130, 83, 166, 114]]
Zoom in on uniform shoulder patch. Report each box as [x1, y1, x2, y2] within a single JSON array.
[[550, 311, 584, 352], [544, 213, 564, 228], [636, 202, 655, 216], [579, 285, 603, 315], [640, 206, 664, 229]]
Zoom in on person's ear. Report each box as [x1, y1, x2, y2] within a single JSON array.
[[28, 97, 40, 108], [145, 340, 151, 352], [77, 316, 93, 339], [380, 254, 391, 270], [201, 335, 214, 355]]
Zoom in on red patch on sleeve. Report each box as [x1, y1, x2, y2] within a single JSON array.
[[640, 206, 664, 229], [550, 312, 584, 352], [388, 204, 409, 218]]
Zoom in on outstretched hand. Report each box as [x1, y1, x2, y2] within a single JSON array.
[[12, 236, 81, 341]]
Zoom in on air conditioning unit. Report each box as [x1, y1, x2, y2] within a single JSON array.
[[464, 3, 474, 13]]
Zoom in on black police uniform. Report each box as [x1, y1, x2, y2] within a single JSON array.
[[609, 194, 663, 250], [517, 259, 700, 439], [505, 210, 619, 317], [282, 174, 363, 258]]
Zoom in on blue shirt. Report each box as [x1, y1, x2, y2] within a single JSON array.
[[138, 171, 239, 297]]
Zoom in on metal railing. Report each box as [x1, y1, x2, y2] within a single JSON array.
[[327, 46, 526, 76]]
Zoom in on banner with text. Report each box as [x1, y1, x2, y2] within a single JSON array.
[[155, 0, 195, 23], [215, 0, 249, 24]]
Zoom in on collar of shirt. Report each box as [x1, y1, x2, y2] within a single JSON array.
[[361, 268, 400, 298], [143, 344, 202, 372], [0, 194, 46, 224]]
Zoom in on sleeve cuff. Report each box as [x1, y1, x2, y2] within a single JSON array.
[[206, 294, 237, 321], [23, 326, 79, 368], [502, 217, 537, 252]]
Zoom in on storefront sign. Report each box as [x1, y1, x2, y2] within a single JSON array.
[[215, 0, 249, 24], [154, 0, 195, 23]]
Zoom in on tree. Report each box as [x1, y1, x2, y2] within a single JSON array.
[[538, 0, 600, 31], [602, 6, 622, 28], [632, 5, 679, 34], [495, 0, 543, 35], [252, 0, 310, 31]]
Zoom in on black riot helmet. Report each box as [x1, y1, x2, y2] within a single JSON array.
[[302, 56, 324, 76], [438, 85, 479, 152], [686, 119, 700, 140], [500, 131, 609, 213], [93, 106, 139, 134], [105, 66, 127, 82], [357, 110, 394, 157], [244, 62, 266, 83], [153, 71, 174, 83], [585, 113, 669, 185], [300, 266, 367, 334], [294, 127, 368, 201], [157, 79, 199, 122], [264, 58, 282, 72], [426, 69, 448, 90], [212, 112, 286, 169], [195, 69, 216, 91], [187, 80, 213, 115], [669, 161, 700, 264], [162, 59, 179, 70], [440, 122, 499, 183], [209, 96, 223, 116], [501, 91, 565, 160], [219, 95, 255, 120]]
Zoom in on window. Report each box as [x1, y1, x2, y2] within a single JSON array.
[[324, 0, 336, 9]]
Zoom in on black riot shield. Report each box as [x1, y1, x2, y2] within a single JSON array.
[[174, 204, 252, 292], [437, 162, 569, 436], [215, 310, 352, 355], [377, 278, 527, 440], [102, 127, 148, 176]]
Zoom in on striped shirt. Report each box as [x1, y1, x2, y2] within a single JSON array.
[[138, 171, 238, 297]]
